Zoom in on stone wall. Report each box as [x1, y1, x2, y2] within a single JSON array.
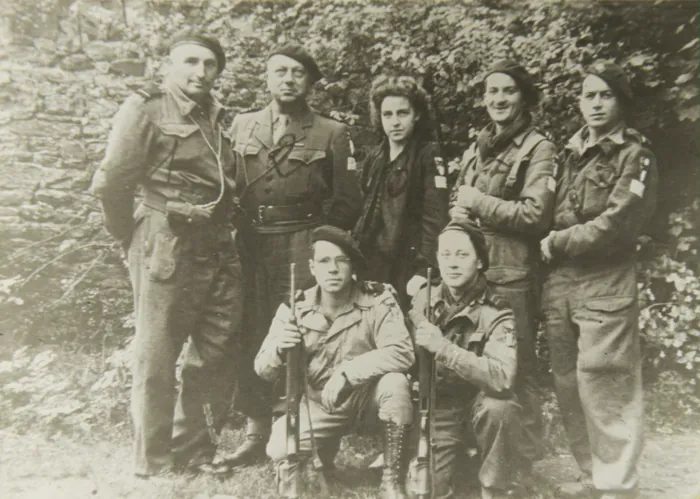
[[0, 34, 151, 340]]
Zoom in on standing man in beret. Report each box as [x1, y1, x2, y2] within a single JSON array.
[[540, 62, 657, 499], [409, 220, 522, 499], [91, 31, 247, 477], [450, 59, 558, 467], [226, 42, 362, 465], [255, 225, 414, 499]]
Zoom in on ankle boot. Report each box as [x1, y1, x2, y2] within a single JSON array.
[[380, 422, 409, 499]]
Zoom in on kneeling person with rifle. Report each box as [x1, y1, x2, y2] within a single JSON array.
[[409, 221, 523, 499], [255, 225, 415, 498]]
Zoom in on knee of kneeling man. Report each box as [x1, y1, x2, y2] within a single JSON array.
[[376, 372, 410, 393], [266, 435, 286, 462]]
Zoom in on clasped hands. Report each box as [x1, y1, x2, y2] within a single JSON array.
[[274, 320, 350, 413]]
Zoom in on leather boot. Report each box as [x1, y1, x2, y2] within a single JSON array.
[[380, 422, 409, 499]]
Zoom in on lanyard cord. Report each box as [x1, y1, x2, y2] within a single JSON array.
[[189, 114, 226, 209]]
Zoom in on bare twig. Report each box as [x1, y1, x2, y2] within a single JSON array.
[[21, 242, 112, 286], [52, 250, 108, 306]]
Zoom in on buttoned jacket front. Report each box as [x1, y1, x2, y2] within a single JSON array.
[[229, 103, 361, 232], [550, 125, 658, 262]]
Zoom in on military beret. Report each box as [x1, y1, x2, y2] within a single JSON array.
[[440, 220, 490, 272], [169, 31, 226, 73], [268, 42, 323, 83], [311, 225, 365, 269], [586, 60, 633, 105], [485, 59, 539, 106]]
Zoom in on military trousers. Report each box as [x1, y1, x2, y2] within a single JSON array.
[[542, 261, 643, 495], [266, 373, 413, 463], [430, 393, 522, 498], [488, 276, 543, 462], [127, 207, 244, 475], [234, 226, 316, 423]]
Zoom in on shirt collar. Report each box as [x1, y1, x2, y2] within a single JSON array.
[[568, 123, 626, 156], [164, 78, 221, 119]]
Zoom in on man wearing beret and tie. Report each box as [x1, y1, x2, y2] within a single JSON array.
[[225, 43, 362, 465], [91, 31, 247, 478]]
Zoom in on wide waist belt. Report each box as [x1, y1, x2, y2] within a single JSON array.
[[249, 201, 322, 226], [142, 189, 233, 226]]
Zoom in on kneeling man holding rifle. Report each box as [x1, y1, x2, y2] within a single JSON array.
[[254, 225, 415, 498], [408, 220, 523, 499]]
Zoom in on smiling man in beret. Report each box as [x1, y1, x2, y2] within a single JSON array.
[[254, 225, 414, 498], [90, 30, 250, 478], [225, 42, 362, 465]]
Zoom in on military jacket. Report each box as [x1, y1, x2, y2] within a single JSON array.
[[90, 79, 236, 246], [549, 125, 658, 262], [450, 128, 557, 283], [229, 103, 362, 233], [410, 281, 517, 401], [254, 281, 415, 396]]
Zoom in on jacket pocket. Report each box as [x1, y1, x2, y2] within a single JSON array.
[[581, 163, 617, 216], [158, 123, 199, 138], [276, 148, 326, 178], [146, 230, 179, 282], [483, 232, 532, 282]]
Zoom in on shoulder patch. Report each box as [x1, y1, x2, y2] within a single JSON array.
[[134, 83, 163, 101]]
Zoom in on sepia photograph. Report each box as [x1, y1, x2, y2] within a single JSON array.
[[0, 0, 698, 498]]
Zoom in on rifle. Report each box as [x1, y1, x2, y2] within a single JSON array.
[[278, 262, 303, 499], [408, 267, 436, 499]]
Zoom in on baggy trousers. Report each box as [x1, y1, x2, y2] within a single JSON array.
[[431, 393, 522, 498], [266, 373, 413, 463], [234, 227, 316, 422], [489, 277, 543, 461], [128, 207, 244, 475], [542, 261, 643, 494]]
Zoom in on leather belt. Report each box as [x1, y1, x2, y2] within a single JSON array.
[[250, 201, 322, 225]]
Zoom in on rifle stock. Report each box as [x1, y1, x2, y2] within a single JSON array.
[[408, 268, 436, 499], [279, 263, 303, 499]]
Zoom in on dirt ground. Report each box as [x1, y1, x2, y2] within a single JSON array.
[[1, 428, 699, 499]]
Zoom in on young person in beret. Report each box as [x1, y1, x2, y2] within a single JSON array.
[[540, 61, 657, 499], [450, 59, 558, 468]]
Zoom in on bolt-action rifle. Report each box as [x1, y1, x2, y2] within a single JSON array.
[[408, 267, 436, 498], [278, 262, 303, 499]]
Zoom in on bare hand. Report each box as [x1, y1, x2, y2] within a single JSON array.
[[540, 231, 555, 263], [275, 321, 303, 355], [457, 185, 479, 209], [406, 275, 427, 298], [449, 205, 471, 222], [409, 310, 447, 354], [321, 370, 349, 412]]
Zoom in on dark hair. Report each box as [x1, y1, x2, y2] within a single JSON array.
[[369, 75, 435, 141]]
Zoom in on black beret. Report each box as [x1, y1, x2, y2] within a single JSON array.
[[169, 31, 226, 73], [268, 42, 323, 84], [586, 60, 633, 105], [311, 225, 365, 269], [485, 59, 539, 106], [440, 220, 490, 272]]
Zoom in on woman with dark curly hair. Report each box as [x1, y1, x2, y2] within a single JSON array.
[[353, 75, 449, 307]]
